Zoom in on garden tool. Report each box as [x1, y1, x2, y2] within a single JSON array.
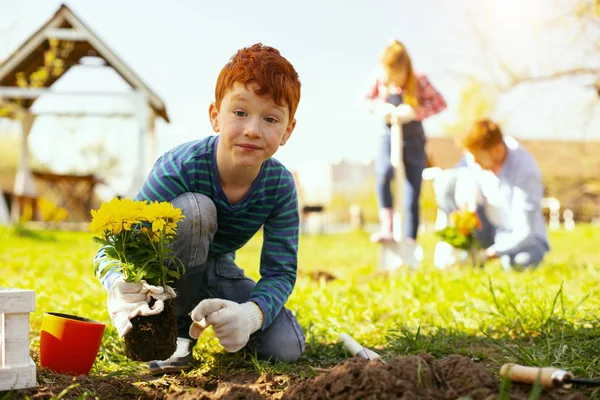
[[339, 333, 385, 363], [379, 117, 422, 271], [500, 363, 600, 389]]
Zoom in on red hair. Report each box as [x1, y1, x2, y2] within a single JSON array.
[[463, 118, 504, 151], [215, 43, 301, 122]]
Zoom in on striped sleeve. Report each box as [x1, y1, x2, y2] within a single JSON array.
[[135, 150, 191, 203], [249, 173, 299, 330], [94, 247, 122, 292]]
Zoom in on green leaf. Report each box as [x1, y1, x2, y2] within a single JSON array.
[[92, 236, 111, 246]]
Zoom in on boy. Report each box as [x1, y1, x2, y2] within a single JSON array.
[[434, 118, 550, 270], [95, 43, 305, 374]]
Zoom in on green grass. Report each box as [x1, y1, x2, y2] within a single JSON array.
[[1, 223, 600, 386]]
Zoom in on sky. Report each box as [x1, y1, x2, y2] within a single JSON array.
[[0, 0, 598, 197]]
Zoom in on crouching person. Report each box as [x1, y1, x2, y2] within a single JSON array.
[[95, 43, 305, 374], [433, 118, 550, 270]]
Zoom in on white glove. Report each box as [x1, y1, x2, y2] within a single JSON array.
[[434, 241, 467, 270], [107, 277, 176, 337], [392, 104, 416, 124], [189, 299, 263, 353], [379, 102, 397, 124], [454, 168, 482, 212], [477, 248, 488, 263]]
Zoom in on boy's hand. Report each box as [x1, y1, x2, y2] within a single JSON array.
[[189, 299, 264, 352], [392, 104, 416, 124], [107, 278, 176, 337]]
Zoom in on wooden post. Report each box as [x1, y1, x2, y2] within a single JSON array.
[[0, 288, 36, 391], [12, 113, 38, 222], [349, 204, 364, 231], [0, 191, 8, 225], [148, 109, 157, 173], [130, 92, 150, 198]]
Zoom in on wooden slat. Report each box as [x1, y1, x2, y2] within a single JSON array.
[[0, 289, 35, 313], [0, 359, 36, 391]]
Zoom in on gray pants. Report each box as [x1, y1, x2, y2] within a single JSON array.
[[169, 192, 305, 362], [433, 169, 547, 270]]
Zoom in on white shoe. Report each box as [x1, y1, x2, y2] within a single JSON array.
[[149, 337, 195, 375], [380, 239, 423, 271]]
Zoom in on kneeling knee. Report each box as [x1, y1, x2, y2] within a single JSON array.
[[256, 339, 304, 363]]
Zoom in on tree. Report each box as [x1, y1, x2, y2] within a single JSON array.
[[449, 0, 599, 137], [443, 77, 498, 135], [500, 0, 600, 93]]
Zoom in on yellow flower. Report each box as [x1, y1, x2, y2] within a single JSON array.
[[91, 197, 186, 287], [449, 209, 481, 237], [117, 198, 146, 230], [89, 198, 147, 237], [144, 201, 185, 235], [141, 226, 159, 242], [90, 200, 119, 237]]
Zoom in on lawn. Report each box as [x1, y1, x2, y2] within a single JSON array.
[[1, 223, 600, 399]]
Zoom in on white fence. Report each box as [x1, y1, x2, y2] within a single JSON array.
[[0, 288, 36, 391]]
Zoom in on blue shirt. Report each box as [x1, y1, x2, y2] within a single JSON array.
[[96, 135, 299, 330], [463, 137, 550, 256]]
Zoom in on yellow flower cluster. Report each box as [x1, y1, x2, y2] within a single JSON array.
[[89, 198, 184, 240], [39, 198, 69, 222], [449, 209, 482, 237]]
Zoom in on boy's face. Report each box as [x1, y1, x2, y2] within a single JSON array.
[[468, 143, 506, 174], [209, 82, 296, 169]]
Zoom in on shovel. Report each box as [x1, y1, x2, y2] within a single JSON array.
[[379, 118, 422, 271], [500, 363, 600, 389], [339, 333, 385, 363]]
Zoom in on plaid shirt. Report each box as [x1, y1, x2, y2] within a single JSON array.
[[364, 71, 447, 121]]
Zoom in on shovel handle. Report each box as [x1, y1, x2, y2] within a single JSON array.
[[339, 333, 362, 356], [499, 363, 573, 389], [338, 333, 383, 361]]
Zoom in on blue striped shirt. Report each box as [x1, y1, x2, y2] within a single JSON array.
[[96, 135, 299, 330]]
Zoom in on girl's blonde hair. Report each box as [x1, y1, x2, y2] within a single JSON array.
[[380, 40, 418, 108]]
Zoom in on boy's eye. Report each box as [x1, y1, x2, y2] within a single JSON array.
[[264, 117, 278, 124], [234, 111, 246, 117]]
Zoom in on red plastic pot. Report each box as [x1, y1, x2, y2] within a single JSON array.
[[40, 312, 106, 375]]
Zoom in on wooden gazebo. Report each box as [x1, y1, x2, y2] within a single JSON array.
[[0, 4, 169, 223]]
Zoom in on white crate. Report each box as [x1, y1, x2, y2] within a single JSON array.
[[0, 288, 36, 391]]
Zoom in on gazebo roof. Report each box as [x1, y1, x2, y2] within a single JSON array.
[[0, 4, 169, 122]]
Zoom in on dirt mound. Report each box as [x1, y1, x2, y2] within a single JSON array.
[[8, 355, 592, 399], [166, 384, 263, 400], [284, 354, 588, 400]]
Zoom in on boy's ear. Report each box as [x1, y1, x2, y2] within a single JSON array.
[[208, 102, 220, 132], [280, 119, 296, 146]]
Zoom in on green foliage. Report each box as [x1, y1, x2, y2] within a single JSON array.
[[90, 199, 186, 289], [94, 227, 184, 288], [435, 225, 478, 250]]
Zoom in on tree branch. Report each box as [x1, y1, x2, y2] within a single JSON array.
[[505, 67, 600, 89]]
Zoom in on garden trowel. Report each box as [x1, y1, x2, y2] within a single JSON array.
[[339, 333, 385, 363], [500, 363, 600, 389], [379, 118, 422, 271]]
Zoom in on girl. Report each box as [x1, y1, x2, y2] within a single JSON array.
[[364, 40, 447, 243]]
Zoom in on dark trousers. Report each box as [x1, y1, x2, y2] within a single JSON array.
[[374, 94, 426, 239]]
